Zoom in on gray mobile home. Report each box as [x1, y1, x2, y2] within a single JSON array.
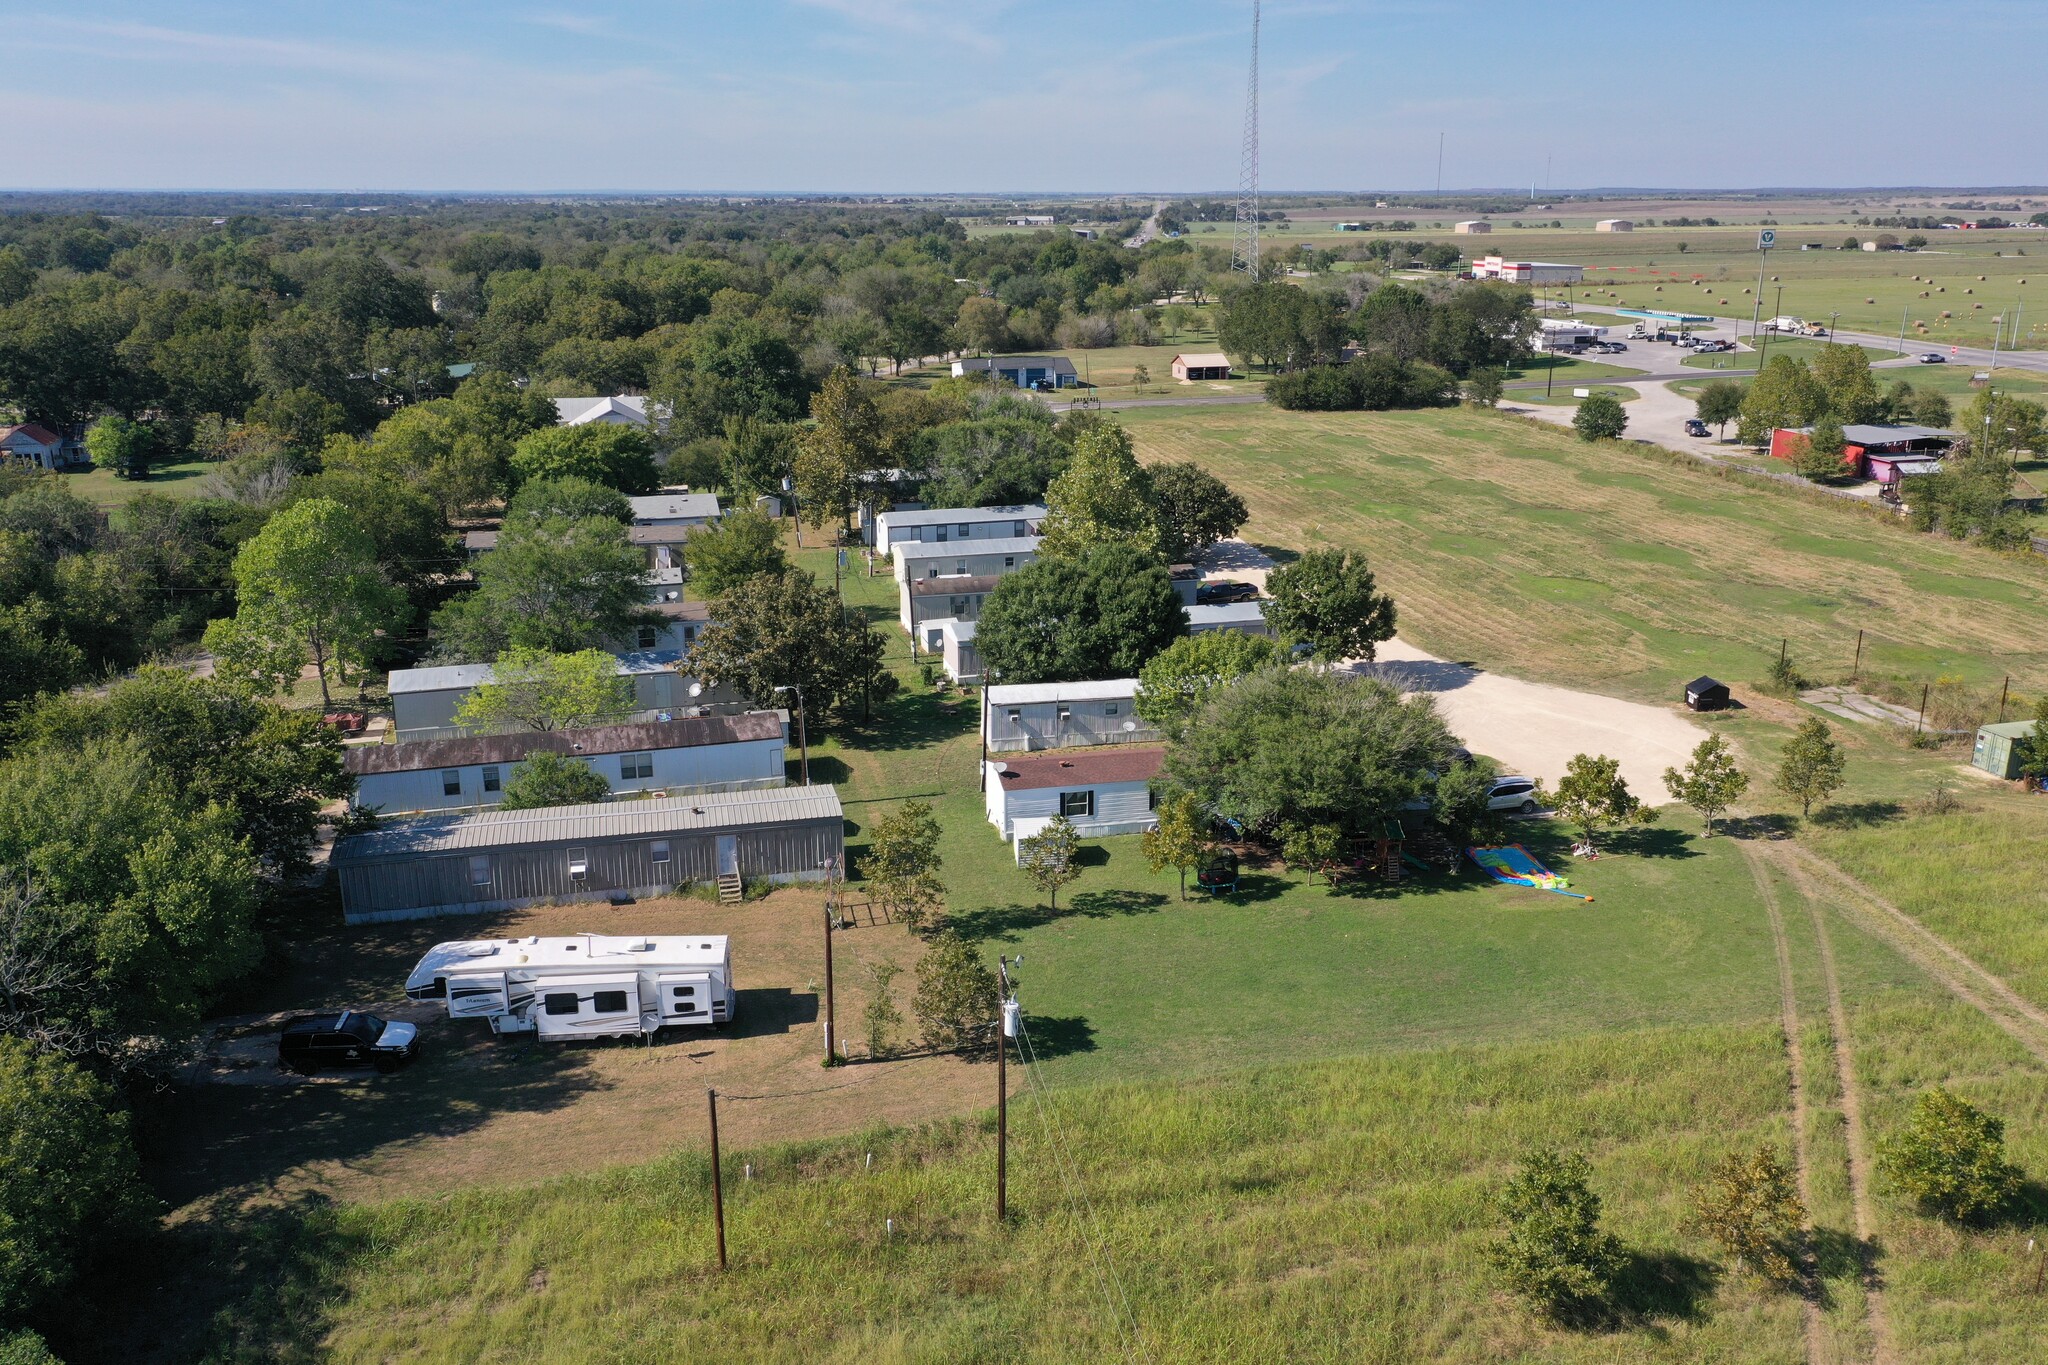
[[332, 786, 845, 924], [983, 679, 1157, 752], [908, 574, 999, 643], [893, 537, 1039, 628], [1186, 600, 1273, 638], [869, 504, 1045, 553], [387, 651, 736, 741]]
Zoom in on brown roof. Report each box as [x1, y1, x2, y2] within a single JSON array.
[[628, 525, 694, 545], [346, 711, 782, 776], [910, 574, 1001, 597], [992, 746, 1164, 792], [464, 529, 499, 551], [0, 423, 61, 446], [652, 599, 712, 621]]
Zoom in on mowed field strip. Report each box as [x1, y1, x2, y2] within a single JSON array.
[[1124, 404, 2048, 699]]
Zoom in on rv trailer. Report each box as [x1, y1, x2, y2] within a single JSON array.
[[405, 933, 734, 1041]]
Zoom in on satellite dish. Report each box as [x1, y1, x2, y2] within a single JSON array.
[[688, 682, 703, 698], [1122, 720, 1138, 732]]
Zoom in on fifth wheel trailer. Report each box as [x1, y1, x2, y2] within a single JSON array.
[[405, 933, 734, 1041]]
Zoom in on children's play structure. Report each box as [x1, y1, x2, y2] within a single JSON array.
[[1467, 845, 1593, 901]]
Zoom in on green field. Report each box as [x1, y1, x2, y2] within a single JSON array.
[[55, 456, 215, 508], [1518, 384, 1640, 407]]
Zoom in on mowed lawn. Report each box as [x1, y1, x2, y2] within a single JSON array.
[[1121, 404, 2048, 699]]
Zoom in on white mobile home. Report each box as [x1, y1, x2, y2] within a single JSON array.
[[405, 933, 735, 1040], [869, 504, 1044, 553], [387, 651, 736, 741], [908, 574, 999, 643], [1186, 600, 1273, 638], [983, 679, 1158, 753], [893, 537, 1039, 628], [983, 746, 1164, 842], [345, 711, 788, 816], [929, 618, 981, 683], [629, 492, 721, 528]]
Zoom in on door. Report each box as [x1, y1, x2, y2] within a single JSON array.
[[716, 835, 740, 879]]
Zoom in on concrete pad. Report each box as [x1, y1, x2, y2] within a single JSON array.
[[1353, 638, 1706, 799]]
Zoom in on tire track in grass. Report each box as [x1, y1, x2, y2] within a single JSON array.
[[1738, 844, 1826, 1365]]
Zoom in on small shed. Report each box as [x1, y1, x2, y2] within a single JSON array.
[[1453, 220, 1492, 234], [1171, 353, 1232, 381], [1971, 720, 2038, 779], [1684, 676, 1730, 712]]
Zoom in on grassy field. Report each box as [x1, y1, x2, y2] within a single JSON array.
[[1680, 339, 1878, 370], [57, 456, 215, 508], [1119, 404, 2048, 700], [1501, 354, 1640, 384], [1518, 384, 1640, 407]]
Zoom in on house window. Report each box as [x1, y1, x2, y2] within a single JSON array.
[[442, 769, 462, 797], [637, 625, 659, 649], [682, 625, 697, 645], [591, 990, 629, 1014], [650, 839, 671, 864], [1104, 702, 1119, 716], [468, 855, 491, 886], [621, 752, 654, 781], [951, 597, 968, 615], [1003, 557, 1015, 569], [935, 525, 949, 542], [1060, 790, 1094, 818], [1006, 709, 1021, 724], [955, 559, 967, 575], [543, 992, 581, 1016], [482, 766, 501, 793], [1014, 521, 1027, 536], [927, 566, 939, 579], [567, 847, 589, 880], [957, 523, 971, 538], [1148, 786, 1160, 810]]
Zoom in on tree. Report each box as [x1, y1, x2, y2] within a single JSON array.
[[0, 1040, 152, 1319], [1166, 669, 1459, 838], [681, 507, 787, 596], [1695, 380, 1744, 438], [509, 424, 659, 495], [85, 415, 154, 480], [431, 512, 654, 659], [1142, 790, 1206, 900], [1684, 1147, 1806, 1283], [1017, 814, 1082, 912], [1960, 388, 2047, 462], [1280, 821, 1345, 885], [692, 568, 878, 723], [974, 543, 1187, 685], [1811, 341, 1880, 423], [954, 295, 1010, 355], [1552, 753, 1654, 851], [1877, 1088, 2023, 1223], [861, 961, 904, 1059], [1465, 366, 1505, 407], [1134, 630, 1282, 738], [912, 932, 997, 1053], [2013, 694, 2048, 784], [1776, 717, 1847, 817], [497, 750, 611, 810], [1487, 1150, 1625, 1322], [1794, 414, 1849, 482], [1036, 422, 1163, 560], [1737, 355, 1829, 446], [1148, 461, 1248, 563], [721, 415, 797, 501], [503, 475, 630, 526], [0, 602, 85, 720], [792, 367, 883, 532], [1263, 547, 1397, 663], [1572, 393, 1628, 442], [202, 497, 403, 707], [451, 648, 632, 732], [1663, 733, 1749, 836], [865, 800, 945, 932]]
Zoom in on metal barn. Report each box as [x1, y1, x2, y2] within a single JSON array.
[[332, 787, 845, 924]]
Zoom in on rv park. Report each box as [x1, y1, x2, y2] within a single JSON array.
[[9, 7, 2048, 1364]]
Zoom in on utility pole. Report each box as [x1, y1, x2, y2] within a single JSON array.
[[773, 684, 810, 785], [996, 956, 1017, 1222], [821, 897, 838, 1065], [1897, 303, 1910, 356], [708, 1089, 728, 1271], [1852, 628, 1864, 681], [1758, 284, 1784, 371]]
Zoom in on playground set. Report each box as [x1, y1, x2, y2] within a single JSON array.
[[1467, 844, 1593, 901]]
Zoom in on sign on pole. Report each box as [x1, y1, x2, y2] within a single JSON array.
[[1756, 229, 1776, 250]]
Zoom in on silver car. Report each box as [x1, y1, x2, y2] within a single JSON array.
[[1487, 777, 1541, 815]]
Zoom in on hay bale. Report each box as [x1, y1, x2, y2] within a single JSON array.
[[1941, 310, 1952, 319], [1974, 303, 1984, 309], [1978, 274, 1987, 281], [1866, 296, 1877, 304], [1965, 287, 1974, 294], [1938, 286, 1946, 292], [1919, 291, 1930, 298]]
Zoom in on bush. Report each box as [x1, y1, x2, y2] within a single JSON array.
[[1684, 1147, 1806, 1282], [498, 750, 612, 810], [1487, 1150, 1625, 1321], [1571, 394, 1628, 442], [912, 933, 997, 1053], [1265, 354, 1457, 412], [1877, 1088, 2023, 1222]]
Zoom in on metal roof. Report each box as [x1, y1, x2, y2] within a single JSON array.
[[911, 574, 1000, 597], [954, 355, 1078, 375], [988, 747, 1164, 792], [893, 536, 1040, 561], [1187, 601, 1268, 625], [344, 711, 782, 775], [332, 785, 843, 864], [387, 651, 685, 695], [987, 678, 1138, 706], [1841, 424, 1957, 444], [1172, 353, 1230, 367], [629, 493, 721, 522], [877, 504, 1044, 530]]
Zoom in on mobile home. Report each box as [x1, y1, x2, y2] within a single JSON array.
[[983, 678, 1158, 752], [405, 933, 735, 1040], [869, 504, 1044, 553], [387, 651, 733, 741], [983, 746, 1164, 841]]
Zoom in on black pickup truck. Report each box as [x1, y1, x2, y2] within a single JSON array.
[[278, 1010, 420, 1075]]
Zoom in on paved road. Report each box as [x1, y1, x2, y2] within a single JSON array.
[[1124, 200, 1168, 250]]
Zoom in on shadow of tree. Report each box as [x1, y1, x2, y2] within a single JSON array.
[[1206, 872, 1292, 904], [1018, 1014, 1096, 1059], [805, 754, 855, 786], [1723, 813, 1800, 841], [1606, 1247, 1720, 1328], [1066, 888, 1168, 917], [1605, 826, 1706, 859], [1809, 800, 1906, 831], [1807, 1224, 1876, 1295]]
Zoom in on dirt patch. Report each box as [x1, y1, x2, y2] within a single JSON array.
[[145, 890, 1003, 1214]]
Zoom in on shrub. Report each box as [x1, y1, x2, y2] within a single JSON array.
[[1487, 1150, 1625, 1321], [1684, 1147, 1806, 1282], [912, 933, 997, 1053], [498, 750, 611, 810], [1571, 394, 1628, 442], [1877, 1088, 2023, 1222]]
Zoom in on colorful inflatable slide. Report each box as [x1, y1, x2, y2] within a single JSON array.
[[1467, 845, 1593, 901]]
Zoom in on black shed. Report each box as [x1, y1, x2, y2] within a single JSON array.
[[1684, 676, 1731, 711]]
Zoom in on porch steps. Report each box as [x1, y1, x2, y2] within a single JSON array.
[[716, 872, 744, 904]]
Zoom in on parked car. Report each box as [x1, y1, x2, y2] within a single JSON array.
[[1917, 352, 1947, 364], [1487, 776, 1542, 815], [1685, 418, 1711, 437], [1197, 580, 1260, 604], [278, 1010, 420, 1075]]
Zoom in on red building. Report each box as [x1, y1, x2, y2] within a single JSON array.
[[1767, 423, 1956, 478]]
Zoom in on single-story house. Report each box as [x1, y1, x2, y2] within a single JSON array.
[[0, 423, 76, 471], [332, 785, 845, 924], [630, 492, 721, 528], [984, 679, 1157, 753], [930, 618, 982, 683], [463, 523, 699, 573], [893, 537, 1039, 628], [1971, 720, 2038, 780], [909, 574, 1000, 644], [387, 650, 737, 741], [1768, 423, 1956, 477], [868, 504, 1044, 553], [555, 395, 665, 429], [950, 356, 1081, 390], [1171, 353, 1232, 382], [347, 711, 789, 816], [983, 746, 1164, 842], [1186, 600, 1271, 637], [630, 599, 711, 655]]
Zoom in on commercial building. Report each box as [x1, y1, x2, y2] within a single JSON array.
[[1470, 255, 1585, 285], [983, 679, 1158, 753], [950, 355, 1081, 390], [983, 746, 1163, 842], [332, 786, 845, 924]]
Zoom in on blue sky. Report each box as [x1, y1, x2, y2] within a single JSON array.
[[3, 0, 2044, 193]]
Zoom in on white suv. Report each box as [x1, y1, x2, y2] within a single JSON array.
[[1487, 777, 1541, 815]]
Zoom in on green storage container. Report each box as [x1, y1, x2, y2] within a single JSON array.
[[1972, 721, 2036, 779]]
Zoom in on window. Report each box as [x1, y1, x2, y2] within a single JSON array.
[[637, 625, 659, 649], [1003, 556, 1016, 569], [620, 752, 654, 781], [1104, 702, 1119, 716], [482, 766, 501, 794], [567, 847, 589, 880], [682, 625, 697, 644], [543, 992, 581, 1016], [671, 984, 696, 998], [926, 566, 939, 579], [1013, 520, 1027, 536], [957, 523, 971, 538], [1060, 790, 1094, 818], [591, 990, 629, 1014], [1149, 786, 1160, 810], [951, 597, 968, 616], [442, 769, 462, 797], [468, 855, 491, 887], [650, 839, 671, 865], [934, 525, 949, 542], [1006, 709, 1021, 724], [954, 559, 967, 575]]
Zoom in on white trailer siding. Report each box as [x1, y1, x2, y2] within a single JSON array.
[[870, 505, 1044, 553], [983, 679, 1155, 752], [352, 734, 786, 816]]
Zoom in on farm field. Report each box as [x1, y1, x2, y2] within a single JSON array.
[[1119, 403, 2048, 700]]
